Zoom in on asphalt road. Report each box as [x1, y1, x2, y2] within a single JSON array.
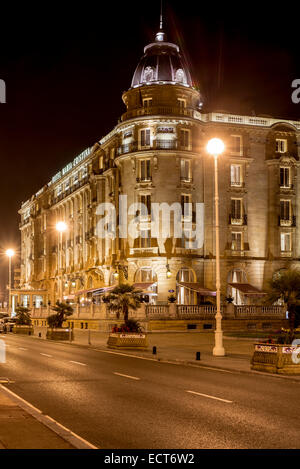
[[0, 334, 299, 449]]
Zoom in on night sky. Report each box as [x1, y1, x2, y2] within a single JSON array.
[[0, 1, 299, 299]]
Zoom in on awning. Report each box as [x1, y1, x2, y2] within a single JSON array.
[[75, 286, 109, 296], [91, 286, 115, 296], [132, 283, 155, 293], [177, 282, 216, 297], [63, 295, 75, 300], [228, 283, 267, 296]]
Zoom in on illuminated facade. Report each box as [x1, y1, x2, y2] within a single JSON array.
[[17, 26, 300, 308]]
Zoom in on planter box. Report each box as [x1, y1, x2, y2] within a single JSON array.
[[107, 333, 148, 350], [13, 325, 34, 335], [46, 328, 73, 341], [251, 343, 300, 374]]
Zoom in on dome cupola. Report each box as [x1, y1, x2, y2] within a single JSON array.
[[131, 28, 194, 89]]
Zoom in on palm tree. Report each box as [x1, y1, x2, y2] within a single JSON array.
[[267, 268, 300, 331], [15, 306, 31, 326], [47, 301, 73, 328], [106, 284, 142, 322]]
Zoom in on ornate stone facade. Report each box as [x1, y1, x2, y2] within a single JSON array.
[[16, 26, 300, 309]]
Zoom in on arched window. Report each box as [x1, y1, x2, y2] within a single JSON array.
[[88, 276, 93, 289], [134, 268, 158, 301], [227, 269, 247, 305], [176, 268, 196, 305], [109, 271, 118, 286]]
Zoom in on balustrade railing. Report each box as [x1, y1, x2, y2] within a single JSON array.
[[235, 305, 285, 318]]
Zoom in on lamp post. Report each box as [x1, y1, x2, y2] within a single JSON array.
[[56, 221, 67, 302], [206, 138, 225, 356], [5, 249, 15, 317]]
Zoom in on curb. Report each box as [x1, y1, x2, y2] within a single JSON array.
[[0, 384, 98, 450]]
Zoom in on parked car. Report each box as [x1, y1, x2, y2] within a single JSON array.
[[2, 317, 17, 332]]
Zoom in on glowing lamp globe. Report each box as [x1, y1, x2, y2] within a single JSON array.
[[6, 249, 15, 258], [207, 138, 225, 156], [56, 221, 67, 232]]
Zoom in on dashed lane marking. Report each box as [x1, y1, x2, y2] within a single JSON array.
[[69, 360, 87, 366], [186, 390, 233, 403], [113, 372, 140, 381]]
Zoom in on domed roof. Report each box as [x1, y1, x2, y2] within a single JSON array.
[[131, 30, 194, 89]]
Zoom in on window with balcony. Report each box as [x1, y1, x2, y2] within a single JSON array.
[[181, 194, 192, 219], [280, 200, 291, 225], [231, 232, 243, 251], [143, 98, 152, 109], [280, 167, 290, 188], [138, 159, 151, 182], [179, 129, 190, 150], [276, 139, 287, 153], [230, 164, 242, 187], [281, 232, 291, 252], [140, 128, 151, 148], [140, 229, 151, 248], [140, 194, 151, 218], [180, 159, 192, 182], [178, 98, 186, 111], [231, 135, 243, 155], [231, 198, 243, 224]]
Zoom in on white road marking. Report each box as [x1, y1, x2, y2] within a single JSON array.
[[113, 372, 140, 381], [186, 390, 233, 403], [91, 349, 237, 374], [40, 353, 52, 358], [0, 384, 98, 449], [92, 348, 157, 362], [69, 360, 87, 366], [18, 347, 27, 351]]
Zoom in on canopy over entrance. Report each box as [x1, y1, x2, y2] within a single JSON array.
[[228, 283, 267, 296], [177, 282, 216, 297]]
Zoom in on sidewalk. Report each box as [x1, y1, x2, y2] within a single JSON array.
[[68, 330, 300, 380], [0, 387, 75, 449]]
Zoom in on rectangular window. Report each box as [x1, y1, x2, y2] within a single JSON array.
[[280, 167, 290, 188], [231, 135, 242, 155], [140, 229, 151, 248], [280, 200, 291, 221], [140, 129, 151, 147], [143, 98, 152, 109], [139, 159, 151, 181], [180, 159, 191, 181], [281, 233, 291, 252], [230, 164, 242, 186], [179, 129, 190, 150], [231, 232, 242, 250], [178, 98, 186, 110], [140, 194, 151, 217], [231, 199, 242, 221], [276, 139, 287, 153], [181, 194, 192, 218]]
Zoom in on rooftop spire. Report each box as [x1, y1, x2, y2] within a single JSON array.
[[160, 0, 163, 30], [156, 0, 166, 42]]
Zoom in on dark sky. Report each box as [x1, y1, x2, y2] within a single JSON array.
[[0, 1, 299, 298]]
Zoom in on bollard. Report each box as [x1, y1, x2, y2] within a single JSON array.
[[152, 346, 157, 355], [196, 351, 201, 361]]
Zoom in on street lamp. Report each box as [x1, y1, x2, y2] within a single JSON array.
[[206, 138, 225, 356], [6, 249, 15, 317], [56, 222, 67, 301]]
